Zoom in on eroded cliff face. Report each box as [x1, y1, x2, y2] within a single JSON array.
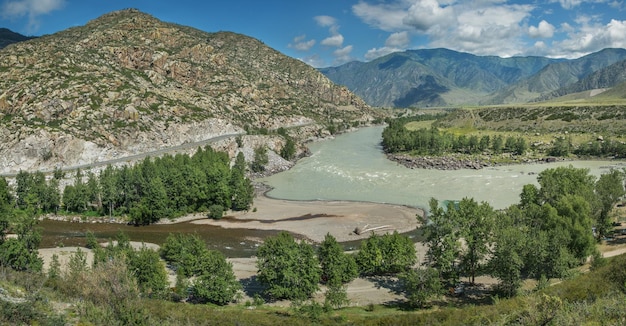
[[0, 9, 377, 174]]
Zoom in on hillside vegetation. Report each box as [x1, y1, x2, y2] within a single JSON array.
[[0, 9, 378, 175]]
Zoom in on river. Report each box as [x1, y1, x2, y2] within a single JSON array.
[[261, 126, 625, 210], [40, 126, 625, 255]]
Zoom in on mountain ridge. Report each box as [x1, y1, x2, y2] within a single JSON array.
[[0, 9, 377, 174], [320, 48, 626, 107]]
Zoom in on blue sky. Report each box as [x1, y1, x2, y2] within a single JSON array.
[[1, 0, 625, 67]]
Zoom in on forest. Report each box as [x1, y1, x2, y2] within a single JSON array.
[[9, 146, 254, 225], [382, 116, 626, 158]]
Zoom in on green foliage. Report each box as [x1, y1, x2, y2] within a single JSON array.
[[160, 233, 207, 277], [595, 169, 625, 238], [256, 232, 320, 301], [128, 245, 169, 298], [318, 233, 358, 284], [420, 198, 461, 284], [160, 233, 240, 304], [208, 204, 224, 220], [0, 215, 43, 272], [280, 137, 296, 160], [400, 267, 444, 308], [355, 231, 416, 276], [251, 145, 269, 173], [190, 250, 241, 305], [54, 146, 253, 223]]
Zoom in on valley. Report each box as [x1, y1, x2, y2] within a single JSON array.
[[1, 7, 626, 326]]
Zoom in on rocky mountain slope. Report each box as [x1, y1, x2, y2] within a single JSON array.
[[0, 28, 35, 49], [0, 9, 376, 174], [320, 48, 626, 108]]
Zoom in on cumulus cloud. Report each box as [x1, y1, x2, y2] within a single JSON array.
[[314, 15, 337, 28], [288, 35, 316, 51], [364, 31, 411, 60], [529, 20, 555, 38], [321, 33, 344, 47], [1, 0, 66, 33], [385, 31, 410, 48], [333, 45, 354, 65], [554, 19, 626, 57], [352, 0, 409, 31], [403, 0, 455, 32]]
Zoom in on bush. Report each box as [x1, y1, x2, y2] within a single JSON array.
[[208, 204, 224, 220]]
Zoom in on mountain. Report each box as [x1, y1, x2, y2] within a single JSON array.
[[485, 48, 626, 104], [320, 48, 626, 108], [0, 9, 375, 174], [320, 48, 560, 107], [0, 28, 35, 49], [534, 58, 626, 102]]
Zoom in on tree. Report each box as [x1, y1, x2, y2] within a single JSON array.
[[488, 209, 526, 297], [356, 231, 416, 276], [160, 233, 207, 277], [128, 245, 169, 297], [256, 232, 320, 301], [420, 198, 461, 284], [537, 165, 597, 207], [250, 145, 269, 173], [190, 250, 241, 305], [595, 169, 625, 239], [280, 137, 296, 160], [318, 233, 358, 284], [400, 267, 444, 308], [456, 198, 495, 284]]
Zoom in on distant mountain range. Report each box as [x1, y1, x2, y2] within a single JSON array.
[[0, 28, 35, 49], [320, 48, 626, 107]]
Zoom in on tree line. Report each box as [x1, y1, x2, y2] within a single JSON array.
[[421, 166, 625, 297], [382, 117, 626, 158], [9, 146, 254, 225], [382, 120, 527, 155]]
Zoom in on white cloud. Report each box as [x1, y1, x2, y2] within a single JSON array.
[[554, 0, 583, 9], [333, 45, 354, 65], [385, 31, 410, 48], [364, 32, 411, 61], [1, 0, 66, 33], [529, 20, 555, 38], [554, 19, 626, 57], [314, 15, 337, 27], [288, 35, 316, 51], [403, 0, 455, 32], [364, 47, 398, 60], [321, 34, 344, 47], [300, 54, 326, 68], [352, 0, 409, 31]]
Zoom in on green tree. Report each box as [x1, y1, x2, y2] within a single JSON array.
[[595, 169, 625, 239], [356, 231, 416, 276], [488, 208, 526, 297], [318, 233, 358, 284], [400, 267, 444, 308], [128, 245, 169, 297], [250, 145, 269, 173], [160, 233, 207, 277], [190, 250, 241, 305], [420, 198, 461, 284], [256, 232, 320, 301], [457, 198, 495, 284], [280, 137, 296, 160]]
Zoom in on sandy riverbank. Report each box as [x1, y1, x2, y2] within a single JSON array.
[[189, 195, 423, 243]]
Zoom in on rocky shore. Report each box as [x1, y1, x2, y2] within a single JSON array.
[[387, 153, 568, 170]]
